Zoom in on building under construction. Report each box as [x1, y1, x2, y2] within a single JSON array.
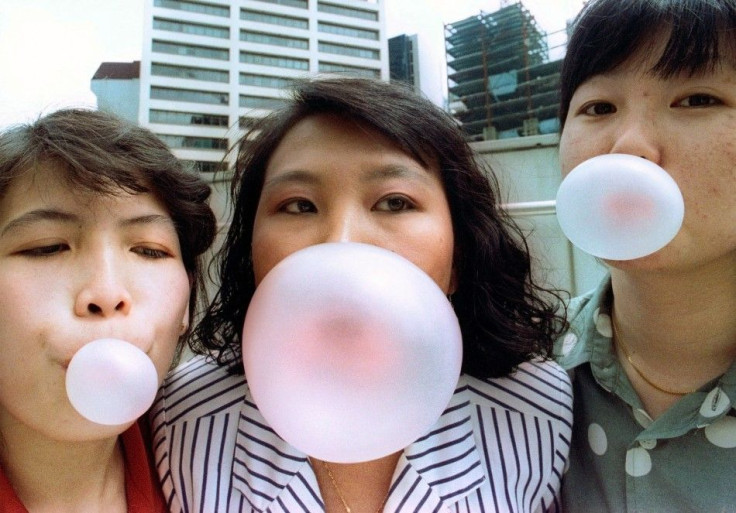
[[445, 2, 562, 140]]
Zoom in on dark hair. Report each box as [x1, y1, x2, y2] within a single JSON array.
[[560, 0, 736, 128], [193, 77, 566, 379], [0, 108, 218, 351]]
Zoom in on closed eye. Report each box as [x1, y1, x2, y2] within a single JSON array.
[[132, 246, 172, 259], [17, 243, 70, 257], [279, 198, 317, 214], [373, 195, 416, 212]]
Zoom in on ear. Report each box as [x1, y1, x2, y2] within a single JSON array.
[[447, 266, 458, 295], [180, 305, 190, 335]]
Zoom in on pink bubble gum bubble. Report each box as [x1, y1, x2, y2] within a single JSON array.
[[242, 242, 463, 463], [66, 338, 159, 426], [555, 154, 684, 260]]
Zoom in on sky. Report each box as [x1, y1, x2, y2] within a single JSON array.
[[0, 0, 585, 129]]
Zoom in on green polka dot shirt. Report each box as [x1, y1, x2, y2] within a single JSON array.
[[554, 276, 736, 513]]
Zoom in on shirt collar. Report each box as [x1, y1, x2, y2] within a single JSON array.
[[231, 380, 486, 511], [557, 274, 736, 438]]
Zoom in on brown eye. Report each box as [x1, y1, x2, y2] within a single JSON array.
[[281, 199, 317, 214], [675, 94, 721, 108], [375, 195, 414, 212], [582, 102, 616, 116]]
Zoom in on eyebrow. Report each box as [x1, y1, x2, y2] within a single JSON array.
[[262, 164, 433, 190], [1, 209, 78, 236], [361, 164, 433, 184], [1, 210, 176, 237], [121, 214, 177, 231]]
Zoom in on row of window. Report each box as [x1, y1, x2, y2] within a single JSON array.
[[153, 18, 229, 39], [150, 63, 377, 104], [150, 43, 379, 75], [152, 39, 229, 60], [151, 86, 229, 105], [154, 17, 378, 44], [240, 30, 308, 49], [318, 2, 377, 21], [150, 109, 229, 126], [151, 62, 229, 83], [317, 21, 377, 40], [154, 0, 380, 23], [181, 160, 229, 173], [149, 92, 287, 111], [241, 9, 308, 29], [154, 0, 229, 17], [152, 36, 380, 70], [158, 133, 229, 150]]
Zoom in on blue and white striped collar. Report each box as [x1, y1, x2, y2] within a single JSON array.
[[232, 378, 486, 512]]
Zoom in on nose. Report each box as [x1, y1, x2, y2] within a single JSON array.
[[323, 208, 372, 245], [609, 113, 662, 164], [74, 251, 132, 318]]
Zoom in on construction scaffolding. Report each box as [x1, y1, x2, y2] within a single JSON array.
[[445, 1, 562, 140]]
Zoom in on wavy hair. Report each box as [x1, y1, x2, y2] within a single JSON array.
[[0, 108, 218, 353], [193, 77, 566, 378]]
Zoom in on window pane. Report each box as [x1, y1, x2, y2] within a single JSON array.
[[241, 9, 308, 29], [150, 109, 229, 126], [152, 40, 229, 60], [151, 86, 229, 105], [154, 0, 229, 17], [318, 2, 378, 21], [153, 17, 229, 39], [240, 51, 309, 70], [152, 63, 229, 83]]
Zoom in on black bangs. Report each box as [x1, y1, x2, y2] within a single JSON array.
[[560, 0, 736, 127]]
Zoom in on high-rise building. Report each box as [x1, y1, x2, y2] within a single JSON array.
[[445, 2, 562, 141], [388, 34, 419, 92], [93, 0, 387, 173]]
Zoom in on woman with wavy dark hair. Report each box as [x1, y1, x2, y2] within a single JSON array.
[[153, 77, 572, 512]]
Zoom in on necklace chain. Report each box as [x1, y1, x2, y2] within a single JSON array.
[[611, 311, 696, 396], [315, 459, 390, 513]]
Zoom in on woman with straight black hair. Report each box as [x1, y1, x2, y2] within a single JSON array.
[[555, 0, 736, 511], [152, 77, 573, 512]]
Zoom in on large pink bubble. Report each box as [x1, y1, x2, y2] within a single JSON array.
[[242, 242, 463, 463], [556, 154, 684, 260], [66, 338, 158, 426]]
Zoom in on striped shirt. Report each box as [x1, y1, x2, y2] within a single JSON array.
[[150, 356, 572, 513]]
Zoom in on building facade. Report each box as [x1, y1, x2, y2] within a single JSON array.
[[446, 2, 562, 141], [388, 34, 419, 92], [128, 0, 387, 173]]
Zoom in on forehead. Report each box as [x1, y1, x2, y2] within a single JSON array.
[[0, 163, 152, 214], [266, 114, 436, 175]]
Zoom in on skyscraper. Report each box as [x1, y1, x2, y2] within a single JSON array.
[[388, 34, 419, 92], [445, 2, 561, 141], [94, 0, 387, 173]]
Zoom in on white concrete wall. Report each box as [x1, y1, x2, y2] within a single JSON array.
[[91, 78, 140, 123], [472, 134, 606, 297]]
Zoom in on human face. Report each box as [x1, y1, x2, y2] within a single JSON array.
[[252, 114, 456, 293], [559, 44, 736, 272], [0, 166, 190, 441]]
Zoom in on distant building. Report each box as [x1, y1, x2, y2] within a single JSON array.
[[388, 34, 419, 92], [445, 2, 562, 141], [91, 61, 141, 124], [92, 0, 388, 173]]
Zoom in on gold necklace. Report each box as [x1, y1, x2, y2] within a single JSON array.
[[315, 459, 390, 513], [611, 311, 696, 396]]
